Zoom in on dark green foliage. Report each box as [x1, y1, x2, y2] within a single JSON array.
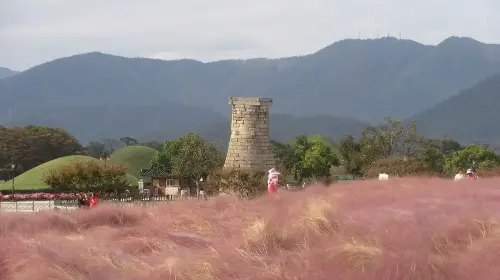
[[43, 161, 130, 194], [272, 135, 339, 182], [0, 125, 82, 176], [444, 144, 500, 173], [338, 136, 363, 176], [420, 138, 462, 174], [208, 169, 267, 199], [150, 133, 224, 183], [120, 137, 139, 146], [338, 116, 500, 178], [85, 141, 106, 158], [338, 118, 422, 176]]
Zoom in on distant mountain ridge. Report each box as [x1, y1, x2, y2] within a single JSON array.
[[1, 36, 500, 144], [412, 72, 500, 145], [0, 67, 17, 79]]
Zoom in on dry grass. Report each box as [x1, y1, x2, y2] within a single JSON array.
[[2, 177, 500, 279], [335, 238, 382, 271]]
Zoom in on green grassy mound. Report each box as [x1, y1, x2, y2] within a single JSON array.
[[0, 155, 138, 191], [109, 145, 157, 178]]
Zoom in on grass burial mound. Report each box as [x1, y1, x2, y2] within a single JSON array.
[[109, 145, 157, 178], [2, 178, 500, 279], [0, 155, 138, 191]]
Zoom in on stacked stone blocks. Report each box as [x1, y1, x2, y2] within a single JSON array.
[[224, 97, 276, 171]]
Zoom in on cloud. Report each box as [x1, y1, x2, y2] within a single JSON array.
[[1, 0, 499, 70]]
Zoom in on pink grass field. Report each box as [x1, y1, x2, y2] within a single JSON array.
[[2, 177, 500, 280]]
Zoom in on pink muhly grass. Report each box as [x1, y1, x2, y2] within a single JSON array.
[[0, 177, 499, 279]]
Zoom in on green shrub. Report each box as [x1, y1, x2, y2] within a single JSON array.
[[208, 168, 268, 199], [363, 157, 435, 178], [43, 160, 130, 194]]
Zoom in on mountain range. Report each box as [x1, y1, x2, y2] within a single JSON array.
[[1, 36, 500, 145]]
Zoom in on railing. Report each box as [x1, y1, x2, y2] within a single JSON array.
[[0, 195, 216, 212], [0, 200, 61, 212]]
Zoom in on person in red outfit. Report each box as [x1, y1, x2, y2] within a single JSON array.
[[267, 168, 281, 194], [466, 169, 478, 180], [88, 193, 98, 208]]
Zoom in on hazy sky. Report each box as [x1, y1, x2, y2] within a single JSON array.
[[1, 0, 499, 71]]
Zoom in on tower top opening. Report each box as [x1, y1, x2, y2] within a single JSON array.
[[228, 97, 273, 106]]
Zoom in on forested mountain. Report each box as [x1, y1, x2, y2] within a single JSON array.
[[1, 36, 500, 143], [412, 73, 500, 146]]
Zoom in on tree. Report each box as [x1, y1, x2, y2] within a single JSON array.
[[441, 138, 462, 156], [271, 140, 299, 180], [301, 135, 339, 179], [338, 135, 363, 176], [120, 137, 139, 146], [150, 133, 224, 188], [0, 125, 82, 173], [85, 141, 106, 158], [421, 138, 462, 174], [272, 135, 338, 182], [444, 144, 500, 173], [291, 135, 312, 181], [102, 138, 123, 154], [43, 160, 130, 193], [23, 125, 82, 160], [359, 117, 421, 170]]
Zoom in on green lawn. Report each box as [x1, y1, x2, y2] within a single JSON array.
[[110, 145, 157, 179], [0, 155, 138, 191]]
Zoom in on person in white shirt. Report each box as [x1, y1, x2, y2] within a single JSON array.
[[454, 168, 465, 181]]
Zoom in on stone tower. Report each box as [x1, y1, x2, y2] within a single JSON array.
[[224, 97, 276, 171]]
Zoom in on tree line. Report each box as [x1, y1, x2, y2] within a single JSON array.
[[0, 125, 163, 181], [0, 125, 82, 179], [336, 117, 500, 177], [4, 118, 500, 196]]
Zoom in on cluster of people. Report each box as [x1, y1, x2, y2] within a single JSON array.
[[454, 168, 478, 181], [77, 192, 99, 209], [269, 167, 479, 188]]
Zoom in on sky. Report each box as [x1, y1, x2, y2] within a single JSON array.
[[1, 0, 499, 71]]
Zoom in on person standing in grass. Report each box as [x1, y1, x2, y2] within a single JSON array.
[[88, 193, 98, 208], [77, 192, 89, 208], [454, 168, 465, 181], [267, 168, 281, 194], [466, 168, 478, 180]]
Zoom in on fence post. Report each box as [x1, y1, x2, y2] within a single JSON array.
[[15, 201, 18, 212], [33, 200, 35, 212]]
